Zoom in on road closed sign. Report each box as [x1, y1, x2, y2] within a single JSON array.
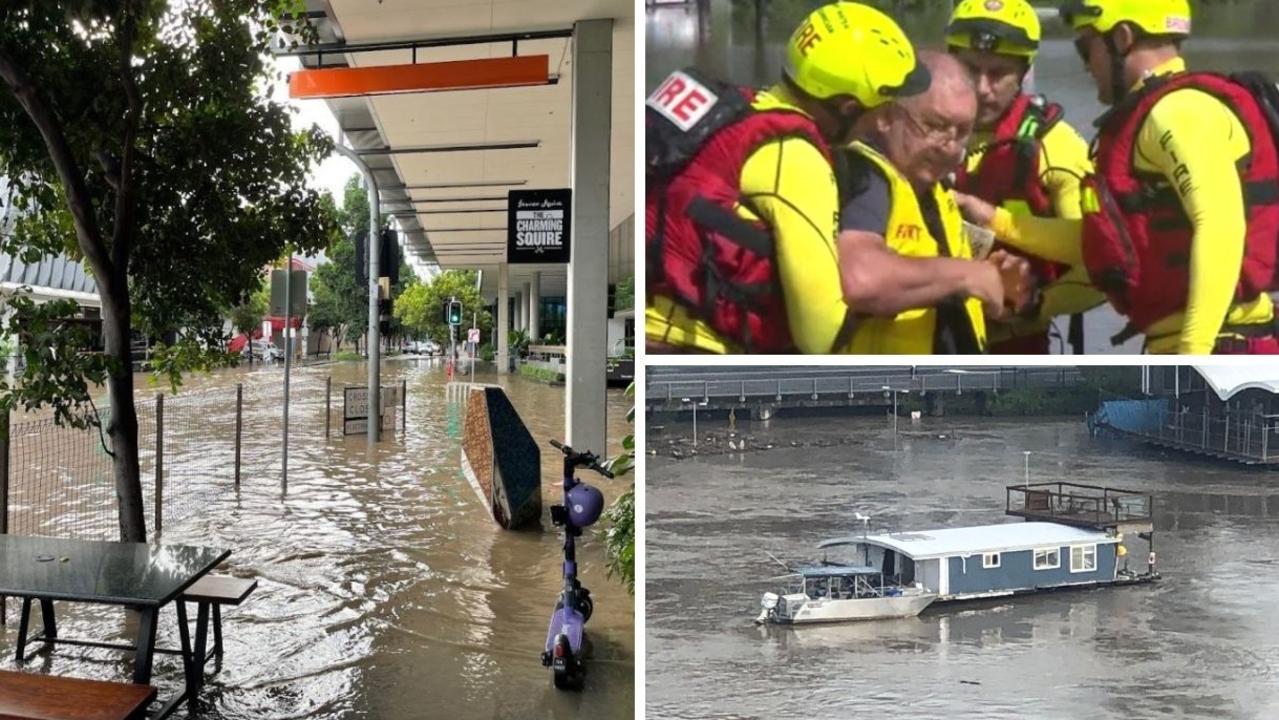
[[507, 188, 571, 264]]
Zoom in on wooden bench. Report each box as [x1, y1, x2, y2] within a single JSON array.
[[181, 575, 257, 668], [0, 670, 155, 720]]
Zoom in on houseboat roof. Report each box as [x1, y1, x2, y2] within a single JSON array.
[[793, 564, 878, 578], [818, 522, 1116, 561]]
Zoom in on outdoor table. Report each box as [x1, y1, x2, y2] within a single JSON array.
[[0, 534, 229, 717]]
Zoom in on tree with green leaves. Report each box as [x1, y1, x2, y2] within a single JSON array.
[[0, 1, 339, 541], [310, 174, 418, 354], [603, 383, 635, 595], [393, 269, 491, 349]]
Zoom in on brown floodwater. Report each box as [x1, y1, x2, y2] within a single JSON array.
[[0, 357, 635, 719], [647, 411, 1279, 719]]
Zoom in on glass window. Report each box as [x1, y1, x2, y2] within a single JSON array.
[[1071, 544, 1097, 573], [982, 553, 1000, 569], [1033, 548, 1060, 570]]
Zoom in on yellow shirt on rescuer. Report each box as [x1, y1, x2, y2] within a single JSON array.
[[646, 85, 847, 354]]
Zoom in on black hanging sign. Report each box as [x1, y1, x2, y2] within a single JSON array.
[[507, 188, 571, 264]]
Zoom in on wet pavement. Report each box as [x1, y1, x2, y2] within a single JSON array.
[[0, 358, 635, 719], [646, 412, 1279, 719]]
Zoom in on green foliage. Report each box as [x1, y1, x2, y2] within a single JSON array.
[[146, 334, 237, 393], [310, 232, 366, 345], [394, 269, 491, 347], [479, 343, 495, 363], [614, 274, 634, 312], [0, 295, 112, 430], [228, 278, 269, 337], [334, 350, 362, 362], [509, 328, 530, 358], [0, 0, 339, 539], [603, 382, 635, 595], [517, 364, 563, 384]]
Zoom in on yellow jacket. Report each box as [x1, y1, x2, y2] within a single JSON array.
[[839, 142, 987, 354]]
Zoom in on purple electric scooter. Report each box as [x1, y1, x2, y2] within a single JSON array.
[[542, 439, 610, 690]]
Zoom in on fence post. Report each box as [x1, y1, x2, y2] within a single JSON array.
[[325, 377, 331, 440], [401, 378, 407, 433], [155, 394, 164, 537], [235, 384, 243, 487], [0, 411, 8, 626]]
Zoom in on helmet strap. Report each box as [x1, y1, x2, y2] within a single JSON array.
[[1103, 31, 1130, 104], [822, 98, 865, 145]]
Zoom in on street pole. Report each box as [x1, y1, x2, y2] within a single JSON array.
[[332, 143, 380, 442], [282, 254, 292, 494], [693, 402, 698, 447], [1023, 451, 1031, 488], [471, 311, 477, 385]]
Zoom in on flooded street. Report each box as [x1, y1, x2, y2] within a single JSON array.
[[0, 358, 635, 719], [647, 413, 1279, 719], [645, 0, 1279, 354]]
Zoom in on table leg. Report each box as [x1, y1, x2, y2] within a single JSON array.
[[175, 601, 197, 712], [132, 607, 159, 685], [194, 601, 210, 680], [15, 597, 31, 663], [38, 598, 56, 639]]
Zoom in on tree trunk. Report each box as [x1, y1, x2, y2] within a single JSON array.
[[102, 292, 146, 542]]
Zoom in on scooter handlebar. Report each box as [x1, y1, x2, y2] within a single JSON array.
[[548, 438, 615, 479]]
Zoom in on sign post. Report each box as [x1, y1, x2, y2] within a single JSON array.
[[468, 323, 480, 384]]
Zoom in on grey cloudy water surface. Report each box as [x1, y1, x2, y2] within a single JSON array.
[[645, 0, 1279, 354], [647, 412, 1279, 719], [0, 359, 634, 719]]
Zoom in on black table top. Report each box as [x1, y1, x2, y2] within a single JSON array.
[[0, 535, 230, 607]]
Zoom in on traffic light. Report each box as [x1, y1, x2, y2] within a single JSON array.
[[378, 297, 393, 335], [446, 299, 463, 326]]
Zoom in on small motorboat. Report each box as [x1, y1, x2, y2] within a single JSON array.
[[755, 565, 937, 625]]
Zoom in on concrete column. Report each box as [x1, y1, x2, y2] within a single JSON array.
[[566, 18, 612, 453], [522, 282, 532, 334], [497, 263, 510, 374], [529, 272, 541, 341], [514, 291, 524, 333]]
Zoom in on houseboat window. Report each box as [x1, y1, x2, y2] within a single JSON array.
[[982, 553, 1000, 569], [1070, 545, 1097, 573], [1033, 548, 1060, 570]]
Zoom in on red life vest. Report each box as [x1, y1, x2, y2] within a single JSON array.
[[646, 69, 832, 353], [955, 93, 1068, 286], [1081, 71, 1279, 332]]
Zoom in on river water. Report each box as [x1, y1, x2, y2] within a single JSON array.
[[0, 358, 635, 719], [645, 0, 1279, 354], [647, 411, 1279, 719]]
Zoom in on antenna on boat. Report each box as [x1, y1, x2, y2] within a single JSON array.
[[763, 550, 792, 573], [854, 512, 871, 539]]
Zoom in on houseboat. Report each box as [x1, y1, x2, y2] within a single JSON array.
[[757, 483, 1158, 624]]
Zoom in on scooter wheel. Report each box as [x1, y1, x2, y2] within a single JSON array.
[[553, 665, 585, 691], [579, 592, 593, 623]]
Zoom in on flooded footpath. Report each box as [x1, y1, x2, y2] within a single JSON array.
[[647, 413, 1279, 719], [0, 358, 635, 719]]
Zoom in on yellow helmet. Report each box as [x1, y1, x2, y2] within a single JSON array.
[[946, 0, 1041, 60], [1059, 0, 1191, 37], [783, 2, 930, 109]]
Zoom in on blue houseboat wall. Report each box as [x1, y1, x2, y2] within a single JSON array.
[[944, 543, 1118, 595]]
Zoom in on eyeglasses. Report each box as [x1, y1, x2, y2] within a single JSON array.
[[897, 105, 972, 147]]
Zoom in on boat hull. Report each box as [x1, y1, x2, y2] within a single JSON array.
[[766, 592, 937, 625]]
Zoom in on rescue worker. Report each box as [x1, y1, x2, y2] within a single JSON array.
[[647, 2, 1026, 354], [836, 51, 1034, 354], [946, 0, 1104, 354], [958, 0, 1279, 354]]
